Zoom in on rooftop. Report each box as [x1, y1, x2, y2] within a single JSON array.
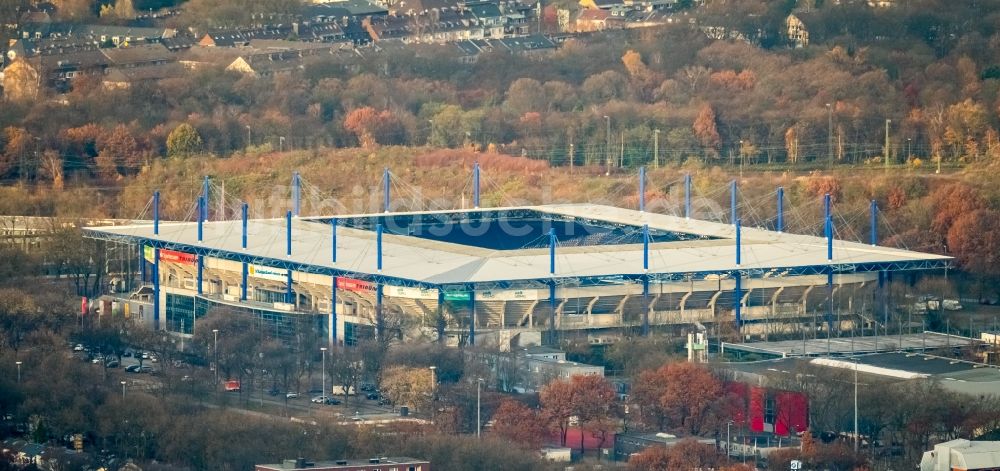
[[85, 203, 949, 288], [256, 457, 427, 471], [722, 332, 976, 358]]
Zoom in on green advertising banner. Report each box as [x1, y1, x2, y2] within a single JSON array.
[[443, 291, 471, 302], [143, 245, 153, 263]]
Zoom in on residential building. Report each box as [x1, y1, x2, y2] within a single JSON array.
[[919, 439, 1000, 471], [256, 457, 430, 471], [575, 9, 611, 32], [785, 14, 809, 47]]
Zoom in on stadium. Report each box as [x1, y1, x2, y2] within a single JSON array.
[[84, 169, 951, 349]]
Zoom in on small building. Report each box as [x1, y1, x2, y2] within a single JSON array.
[[575, 9, 611, 32], [256, 457, 430, 471], [785, 14, 808, 48], [920, 439, 1000, 471]]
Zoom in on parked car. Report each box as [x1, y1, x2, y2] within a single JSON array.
[[125, 365, 141, 373], [286, 392, 299, 399], [366, 392, 381, 401], [105, 360, 120, 368], [73, 344, 85, 352], [138, 366, 154, 374], [311, 395, 340, 405]]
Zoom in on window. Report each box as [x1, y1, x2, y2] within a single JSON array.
[[764, 395, 776, 425]]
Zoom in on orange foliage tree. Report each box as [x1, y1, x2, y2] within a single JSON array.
[[343, 107, 405, 148], [489, 399, 547, 449], [630, 362, 723, 434], [539, 374, 617, 450], [929, 182, 985, 234], [627, 439, 722, 471], [946, 209, 1000, 276], [693, 104, 721, 159]]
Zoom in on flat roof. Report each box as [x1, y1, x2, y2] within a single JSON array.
[[256, 457, 427, 471], [722, 332, 978, 357], [85, 204, 950, 288], [720, 352, 1000, 396]]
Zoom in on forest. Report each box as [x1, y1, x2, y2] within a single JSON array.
[[1, 0, 1000, 180]]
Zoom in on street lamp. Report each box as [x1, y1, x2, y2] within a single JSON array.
[[212, 329, 219, 387], [15, 361, 22, 384], [826, 103, 833, 168], [476, 377, 484, 439], [726, 420, 734, 457], [604, 116, 612, 176], [653, 129, 660, 169], [429, 366, 437, 400], [853, 357, 859, 453], [121, 380, 127, 399], [321, 347, 328, 401]]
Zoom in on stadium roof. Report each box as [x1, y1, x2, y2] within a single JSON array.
[[85, 203, 949, 288]]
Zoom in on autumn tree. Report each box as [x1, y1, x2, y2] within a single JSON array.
[[630, 362, 723, 434], [539, 374, 617, 451], [1, 127, 34, 178], [380, 365, 434, 412], [929, 182, 986, 234], [489, 399, 547, 449], [166, 123, 204, 158], [946, 209, 1000, 277], [627, 439, 722, 471], [693, 104, 721, 159], [343, 107, 405, 148]]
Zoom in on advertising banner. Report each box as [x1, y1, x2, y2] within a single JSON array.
[[159, 248, 196, 265], [143, 245, 153, 263], [386, 285, 438, 300], [337, 276, 375, 293], [248, 264, 287, 282], [443, 291, 471, 302], [476, 289, 542, 301]]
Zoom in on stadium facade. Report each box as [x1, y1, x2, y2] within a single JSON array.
[[84, 171, 950, 348]]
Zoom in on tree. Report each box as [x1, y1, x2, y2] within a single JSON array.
[[98, 124, 141, 175], [0, 288, 39, 354], [627, 439, 722, 471], [489, 399, 547, 449], [929, 182, 985, 234], [693, 104, 721, 159], [540, 374, 617, 451], [343, 107, 405, 148], [1, 127, 33, 178], [380, 365, 433, 412], [631, 362, 723, 434], [166, 123, 204, 158], [946, 209, 1000, 276]]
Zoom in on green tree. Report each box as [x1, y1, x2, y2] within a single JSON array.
[[166, 123, 204, 158]]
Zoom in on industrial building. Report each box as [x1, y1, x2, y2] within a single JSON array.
[[84, 168, 950, 349]]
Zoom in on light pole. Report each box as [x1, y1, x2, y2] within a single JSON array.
[[279, 136, 285, 153], [884, 119, 891, 172], [826, 103, 833, 168], [212, 329, 219, 387], [429, 366, 437, 400], [853, 357, 859, 453], [246, 125, 252, 147], [604, 115, 611, 175], [653, 129, 660, 168], [477, 378, 484, 438], [321, 347, 328, 400], [15, 361, 22, 384], [726, 420, 734, 457], [121, 380, 127, 399]]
